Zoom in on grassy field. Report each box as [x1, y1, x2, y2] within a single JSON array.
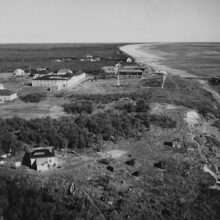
[[1, 43, 220, 219], [0, 43, 129, 73]]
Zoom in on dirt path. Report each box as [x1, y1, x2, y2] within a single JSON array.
[[198, 80, 220, 105]]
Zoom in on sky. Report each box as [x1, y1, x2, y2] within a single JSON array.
[[0, 0, 219, 43]]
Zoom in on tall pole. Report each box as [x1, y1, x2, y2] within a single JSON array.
[[115, 63, 121, 87], [117, 72, 120, 87]]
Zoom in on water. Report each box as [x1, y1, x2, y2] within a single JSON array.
[[139, 43, 220, 77]]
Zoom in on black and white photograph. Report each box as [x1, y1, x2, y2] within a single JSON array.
[[0, 0, 220, 219]]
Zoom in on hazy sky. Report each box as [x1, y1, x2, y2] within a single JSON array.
[[0, 0, 219, 43]]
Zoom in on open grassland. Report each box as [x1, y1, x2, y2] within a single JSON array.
[[0, 74, 219, 119], [1, 43, 220, 220], [0, 43, 129, 73]]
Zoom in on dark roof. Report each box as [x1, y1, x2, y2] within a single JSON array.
[[30, 148, 55, 158], [33, 73, 73, 81], [119, 69, 143, 73], [0, 89, 16, 96]]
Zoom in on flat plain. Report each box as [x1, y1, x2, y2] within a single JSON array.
[[0, 43, 220, 220]]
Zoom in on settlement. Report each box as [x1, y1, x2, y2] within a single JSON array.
[[32, 72, 86, 90]]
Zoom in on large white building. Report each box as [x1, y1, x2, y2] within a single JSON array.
[[0, 89, 17, 102], [32, 72, 86, 90]]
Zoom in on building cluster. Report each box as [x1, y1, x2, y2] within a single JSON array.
[[80, 55, 100, 62]]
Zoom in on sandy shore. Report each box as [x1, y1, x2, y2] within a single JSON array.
[[120, 44, 220, 105], [120, 44, 194, 77]]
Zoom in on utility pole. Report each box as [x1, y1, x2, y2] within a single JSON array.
[[115, 62, 121, 87], [117, 73, 120, 87]]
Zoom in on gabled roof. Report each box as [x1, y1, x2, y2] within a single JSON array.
[[58, 69, 73, 74], [119, 69, 143, 73], [30, 148, 55, 158], [14, 69, 24, 72], [0, 89, 16, 96]]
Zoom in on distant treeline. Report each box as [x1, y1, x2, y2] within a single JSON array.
[[0, 44, 130, 73], [20, 92, 47, 103]]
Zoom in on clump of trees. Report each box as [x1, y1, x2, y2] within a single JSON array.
[[0, 110, 176, 154], [149, 114, 177, 128], [115, 99, 150, 113], [63, 101, 93, 114], [0, 112, 148, 154], [0, 87, 178, 155], [208, 77, 220, 86], [68, 92, 152, 105], [20, 92, 47, 103]]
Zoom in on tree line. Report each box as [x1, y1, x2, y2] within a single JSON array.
[[0, 111, 176, 154]]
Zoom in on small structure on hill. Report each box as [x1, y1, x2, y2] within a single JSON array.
[[14, 69, 25, 76], [126, 57, 132, 63], [0, 84, 5, 90], [164, 138, 181, 149], [30, 68, 49, 78], [57, 69, 73, 75], [0, 89, 17, 103], [80, 55, 100, 62], [23, 147, 56, 171]]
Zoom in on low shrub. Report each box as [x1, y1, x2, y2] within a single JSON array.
[[20, 92, 46, 103], [135, 99, 150, 113], [63, 101, 93, 114], [149, 114, 177, 128]]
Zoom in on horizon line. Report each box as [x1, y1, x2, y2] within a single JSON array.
[[0, 41, 220, 45]]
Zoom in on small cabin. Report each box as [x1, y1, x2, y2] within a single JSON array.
[[14, 69, 25, 76], [57, 69, 73, 75], [23, 147, 55, 171], [164, 138, 181, 149], [0, 84, 5, 90]]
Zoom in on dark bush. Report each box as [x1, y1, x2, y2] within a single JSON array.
[[63, 101, 93, 114], [136, 99, 150, 113], [20, 92, 47, 103], [149, 115, 177, 128]]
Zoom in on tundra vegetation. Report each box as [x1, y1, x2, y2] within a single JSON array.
[[1, 43, 220, 220]]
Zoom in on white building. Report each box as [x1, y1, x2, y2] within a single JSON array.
[[14, 69, 25, 76], [0, 84, 5, 90], [126, 57, 132, 63], [0, 89, 17, 102], [32, 72, 86, 90], [28, 147, 56, 171], [57, 69, 73, 75]]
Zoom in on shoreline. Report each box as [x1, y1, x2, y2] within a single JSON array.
[[120, 44, 220, 105], [120, 44, 194, 77]]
